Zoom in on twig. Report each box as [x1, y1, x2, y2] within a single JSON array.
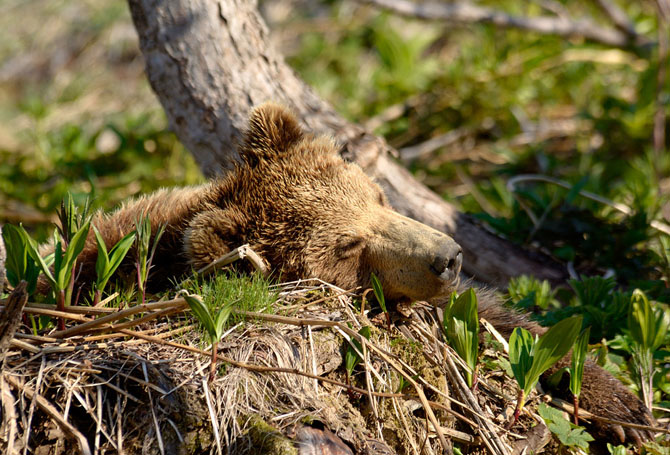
[[142, 362, 165, 455], [362, 0, 651, 49], [399, 126, 472, 163], [22, 355, 46, 455], [551, 397, 670, 434], [444, 347, 512, 455], [202, 376, 223, 455], [1, 376, 18, 454], [592, 0, 638, 37], [196, 244, 268, 277], [4, 374, 92, 455], [0, 282, 28, 360], [119, 326, 480, 435], [50, 298, 188, 338]]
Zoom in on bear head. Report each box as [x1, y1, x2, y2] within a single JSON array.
[[201, 103, 463, 302]]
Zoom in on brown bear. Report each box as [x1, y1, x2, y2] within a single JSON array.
[[66, 103, 654, 445]]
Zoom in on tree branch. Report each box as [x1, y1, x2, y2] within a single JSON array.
[[126, 0, 567, 287], [362, 0, 650, 49]]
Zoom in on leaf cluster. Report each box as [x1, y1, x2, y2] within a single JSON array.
[[443, 288, 479, 387]]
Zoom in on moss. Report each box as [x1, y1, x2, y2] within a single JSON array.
[[240, 414, 298, 455]]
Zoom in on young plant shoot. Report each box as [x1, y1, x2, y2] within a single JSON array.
[[370, 272, 390, 329], [508, 315, 582, 427], [443, 288, 479, 389], [2, 224, 41, 295], [135, 215, 166, 304], [182, 292, 233, 381], [18, 197, 91, 330], [93, 227, 136, 306], [570, 327, 590, 425], [345, 326, 372, 385], [628, 289, 669, 410]]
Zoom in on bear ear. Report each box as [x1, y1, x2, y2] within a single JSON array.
[[242, 103, 304, 163]]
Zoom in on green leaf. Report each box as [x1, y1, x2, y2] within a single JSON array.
[[444, 288, 479, 387], [2, 224, 40, 293], [607, 444, 628, 455], [97, 230, 136, 291], [214, 302, 234, 340], [184, 293, 216, 341], [538, 403, 594, 449], [628, 289, 669, 352], [524, 316, 582, 396], [565, 176, 588, 205], [345, 326, 371, 377], [57, 220, 90, 288], [509, 327, 535, 391], [370, 273, 386, 313], [94, 227, 110, 287], [21, 227, 57, 289], [570, 327, 590, 398]]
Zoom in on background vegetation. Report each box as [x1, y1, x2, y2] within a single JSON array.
[[1, 0, 669, 450]]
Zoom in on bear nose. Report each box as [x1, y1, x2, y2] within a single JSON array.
[[430, 246, 463, 283]]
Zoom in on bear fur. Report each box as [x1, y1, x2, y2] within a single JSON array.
[[62, 103, 654, 445]]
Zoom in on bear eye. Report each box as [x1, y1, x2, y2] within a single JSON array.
[[336, 237, 366, 258], [342, 238, 364, 250]]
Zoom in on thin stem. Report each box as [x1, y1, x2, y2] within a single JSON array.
[[507, 389, 525, 429], [136, 262, 145, 305], [56, 289, 66, 331], [65, 262, 76, 307], [209, 343, 218, 382], [573, 395, 580, 425]]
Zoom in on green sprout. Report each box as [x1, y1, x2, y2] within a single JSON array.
[[2, 224, 41, 295], [443, 288, 479, 389], [345, 326, 371, 385], [56, 193, 92, 307], [18, 196, 91, 331], [508, 316, 582, 427], [182, 292, 233, 381], [370, 272, 390, 329], [628, 289, 669, 410], [570, 327, 590, 425], [93, 227, 136, 306], [134, 215, 166, 304]]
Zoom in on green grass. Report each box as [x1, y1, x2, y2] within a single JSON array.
[[181, 271, 278, 328]]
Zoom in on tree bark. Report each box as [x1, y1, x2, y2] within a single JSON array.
[[127, 0, 567, 287], [0, 226, 5, 293]]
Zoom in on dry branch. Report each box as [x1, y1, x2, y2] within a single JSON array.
[[363, 0, 650, 48], [127, 0, 568, 287], [0, 226, 5, 293], [4, 375, 92, 455], [0, 281, 28, 359]]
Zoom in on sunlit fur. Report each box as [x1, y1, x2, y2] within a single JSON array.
[[68, 103, 461, 301]]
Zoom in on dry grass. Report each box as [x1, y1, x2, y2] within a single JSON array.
[[0, 276, 563, 455]]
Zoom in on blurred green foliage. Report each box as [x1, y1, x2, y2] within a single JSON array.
[[284, 1, 670, 286]]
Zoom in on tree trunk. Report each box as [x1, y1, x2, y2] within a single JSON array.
[[0, 226, 5, 293], [126, 0, 567, 287]]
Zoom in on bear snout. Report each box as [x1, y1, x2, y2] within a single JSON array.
[[430, 246, 463, 283]]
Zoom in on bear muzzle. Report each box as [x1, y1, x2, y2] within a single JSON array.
[[430, 246, 463, 284]]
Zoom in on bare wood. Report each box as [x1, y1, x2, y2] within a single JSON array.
[[363, 0, 650, 48], [126, 0, 567, 287], [0, 281, 28, 360], [196, 244, 268, 277], [0, 226, 5, 294]]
